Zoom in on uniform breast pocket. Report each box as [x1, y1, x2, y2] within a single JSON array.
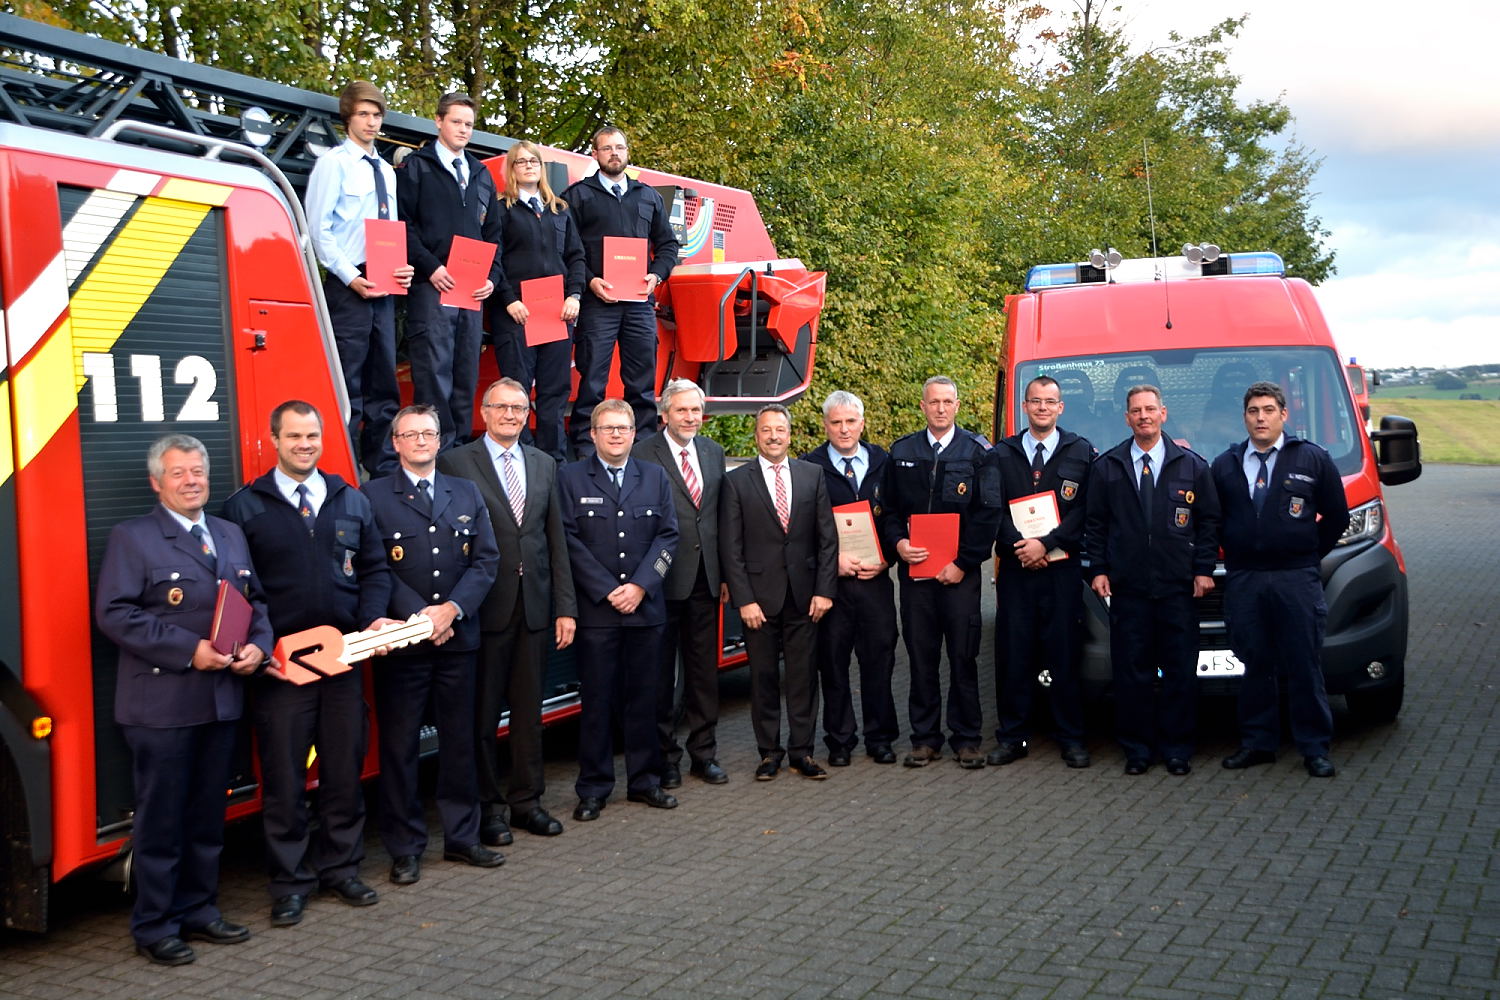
[[341, 169, 376, 205], [334, 517, 363, 577], [940, 461, 975, 503], [1282, 488, 1315, 521], [150, 565, 205, 613], [454, 526, 475, 564], [635, 200, 656, 239], [1165, 479, 1196, 531], [1055, 459, 1088, 507], [632, 504, 662, 529]]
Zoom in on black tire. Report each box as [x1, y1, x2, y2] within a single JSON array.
[[1346, 681, 1404, 726]]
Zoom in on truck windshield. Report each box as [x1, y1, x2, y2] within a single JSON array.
[[1015, 346, 1363, 476]]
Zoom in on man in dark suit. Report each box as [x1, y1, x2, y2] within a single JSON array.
[[721, 403, 839, 780], [632, 378, 729, 788], [557, 399, 680, 820], [439, 377, 577, 843], [96, 434, 271, 965], [1084, 384, 1220, 776], [563, 126, 681, 452], [221, 401, 392, 927], [396, 92, 503, 450], [365, 405, 503, 884], [799, 390, 899, 766], [1212, 381, 1349, 778], [989, 376, 1096, 769]]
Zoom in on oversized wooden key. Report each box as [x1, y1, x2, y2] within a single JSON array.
[[267, 615, 435, 684]]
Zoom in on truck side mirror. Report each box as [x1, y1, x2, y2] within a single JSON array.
[[1371, 415, 1421, 486]]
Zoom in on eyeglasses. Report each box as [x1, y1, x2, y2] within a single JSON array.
[[595, 425, 633, 435], [482, 402, 529, 414], [1025, 398, 1062, 408], [511, 157, 541, 167], [394, 430, 439, 441]]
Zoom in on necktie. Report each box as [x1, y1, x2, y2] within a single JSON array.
[[190, 523, 212, 558], [1252, 450, 1273, 513], [453, 158, 466, 195], [527, 196, 542, 217], [773, 463, 790, 532], [611, 182, 623, 199], [296, 483, 314, 535], [843, 457, 856, 486], [681, 448, 701, 507], [1032, 441, 1046, 487], [503, 451, 526, 523], [364, 156, 390, 219], [610, 467, 623, 492], [930, 440, 942, 486], [1138, 453, 1153, 523], [416, 478, 433, 517]]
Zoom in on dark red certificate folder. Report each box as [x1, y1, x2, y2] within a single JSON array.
[[363, 219, 407, 295], [602, 236, 650, 301], [210, 580, 252, 656], [521, 274, 568, 346], [439, 235, 497, 311], [907, 513, 960, 579]]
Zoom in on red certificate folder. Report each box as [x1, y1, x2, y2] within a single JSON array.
[[602, 235, 651, 301], [832, 500, 884, 565], [907, 513, 960, 579], [362, 219, 407, 295], [521, 274, 568, 346], [210, 580, 253, 656], [439, 235, 497, 311]]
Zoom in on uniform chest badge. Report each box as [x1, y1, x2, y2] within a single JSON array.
[[343, 551, 356, 576], [1289, 497, 1305, 518], [167, 586, 184, 606], [872, 504, 883, 516], [458, 514, 472, 523], [391, 545, 405, 562], [1174, 507, 1190, 528], [1185, 490, 1195, 504], [956, 482, 968, 495], [1061, 481, 1078, 502], [462, 541, 470, 557]]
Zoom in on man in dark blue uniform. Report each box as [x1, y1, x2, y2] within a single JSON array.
[[800, 390, 899, 766], [557, 398, 680, 820], [881, 376, 1002, 769], [1212, 381, 1350, 777], [563, 126, 681, 453], [97, 435, 271, 965], [221, 401, 392, 927], [365, 405, 503, 883], [990, 376, 1096, 769], [1084, 385, 1219, 776], [397, 92, 503, 451]]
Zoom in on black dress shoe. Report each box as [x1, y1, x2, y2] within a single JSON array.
[[183, 918, 250, 944], [514, 808, 564, 836], [1222, 748, 1276, 770], [1304, 755, 1336, 778], [1166, 758, 1192, 776], [1060, 743, 1091, 769], [754, 757, 779, 780], [626, 786, 679, 809], [574, 796, 605, 821], [827, 749, 852, 767], [690, 759, 729, 784], [1124, 758, 1151, 775], [324, 877, 379, 906], [789, 756, 829, 779], [390, 855, 421, 884], [986, 742, 1028, 766], [867, 745, 897, 764], [443, 843, 505, 867], [138, 935, 195, 966], [270, 893, 307, 927], [480, 814, 514, 847], [661, 763, 683, 789]]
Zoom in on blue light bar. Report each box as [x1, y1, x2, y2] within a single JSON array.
[[1025, 263, 1080, 290], [1226, 251, 1285, 275]]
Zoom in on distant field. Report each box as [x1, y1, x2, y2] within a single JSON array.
[[1374, 380, 1500, 400], [1371, 397, 1500, 465]]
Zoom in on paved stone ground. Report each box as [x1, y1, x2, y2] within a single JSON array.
[[2, 465, 1496, 999]]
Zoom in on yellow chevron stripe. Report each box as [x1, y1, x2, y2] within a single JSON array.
[[0, 375, 13, 486], [14, 316, 76, 469], [68, 197, 211, 390], [156, 178, 232, 206]]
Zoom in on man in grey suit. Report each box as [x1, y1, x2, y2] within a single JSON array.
[[720, 404, 839, 780], [632, 379, 729, 788], [439, 378, 577, 842]]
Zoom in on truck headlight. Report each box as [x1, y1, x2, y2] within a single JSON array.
[[1337, 499, 1383, 547]]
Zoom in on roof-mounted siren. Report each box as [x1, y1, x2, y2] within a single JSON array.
[[1184, 244, 1286, 277], [1024, 247, 1119, 291]]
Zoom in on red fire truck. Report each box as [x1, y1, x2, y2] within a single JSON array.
[[996, 248, 1420, 730], [0, 13, 824, 930]]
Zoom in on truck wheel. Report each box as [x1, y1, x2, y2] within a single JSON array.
[[1346, 682, 1404, 726]]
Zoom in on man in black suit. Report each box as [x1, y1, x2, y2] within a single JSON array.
[[397, 92, 503, 450], [632, 378, 729, 788], [221, 401, 392, 927], [96, 434, 270, 965], [721, 403, 839, 781], [365, 405, 503, 884], [557, 399, 680, 820], [800, 390, 899, 766], [439, 378, 577, 843]]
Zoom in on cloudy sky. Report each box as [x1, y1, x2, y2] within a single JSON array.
[[1089, 1, 1498, 369]]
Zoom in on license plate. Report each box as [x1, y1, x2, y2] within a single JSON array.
[[1196, 649, 1245, 678]]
